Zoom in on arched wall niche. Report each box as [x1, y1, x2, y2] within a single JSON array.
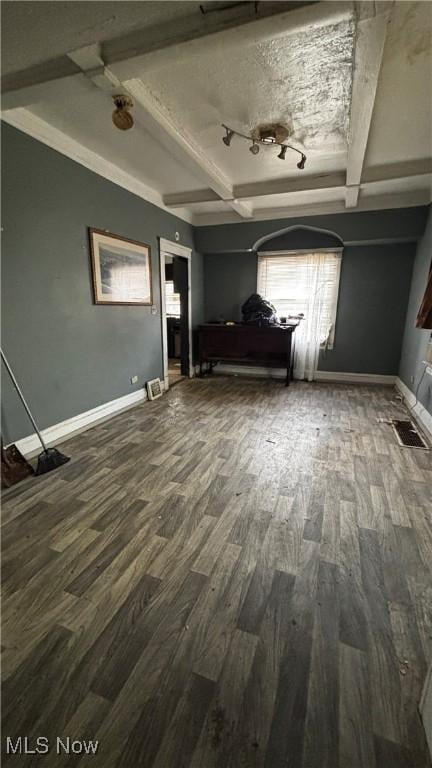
[[253, 224, 344, 253]]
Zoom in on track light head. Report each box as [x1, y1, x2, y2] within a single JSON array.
[[297, 153, 306, 170], [222, 128, 234, 147], [277, 146, 287, 160], [250, 142, 260, 155]]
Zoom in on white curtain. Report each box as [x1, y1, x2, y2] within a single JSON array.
[[257, 250, 342, 382]]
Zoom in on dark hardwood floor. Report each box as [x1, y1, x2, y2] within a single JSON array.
[[1, 376, 431, 767]]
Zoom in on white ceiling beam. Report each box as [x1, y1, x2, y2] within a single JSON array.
[[362, 158, 432, 184], [64, 49, 253, 219], [0, 3, 283, 101], [1, 45, 108, 110], [256, 189, 431, 219], [1, 1, 330, 109], [234, 172, 347, 201], [1, 74, 82, 111], [192, 188, 431, 227], [67, 44, 104, 72], [164, 189, 221, 207], [345, 185, 360, 208], [68, 44, 127, 96], [120, 77, 253, 219], [345, 2, 393, 205], [1, 59, 80, 108], [164, 172, 347, 207], [122, 78, 230, 201], [164, 159, 431, 208]]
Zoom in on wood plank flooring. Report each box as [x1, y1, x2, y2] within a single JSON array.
[[1, 376, 431, 767]]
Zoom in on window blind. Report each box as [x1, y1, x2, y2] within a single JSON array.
[[165, 281, 181, 318], [257, 250, 342, 347]]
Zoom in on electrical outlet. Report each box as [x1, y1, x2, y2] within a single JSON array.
[[130, 375, 138, 384], [410, 375, 415, 384], [151, 305, 157, 315]]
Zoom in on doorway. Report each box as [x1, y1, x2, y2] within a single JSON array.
[[159, 239, 193, 390]]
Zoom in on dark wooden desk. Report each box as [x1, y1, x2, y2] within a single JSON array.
[[198, 323, 297, 386]]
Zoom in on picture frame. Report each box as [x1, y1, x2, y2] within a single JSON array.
[[88, 228, 152, 305]]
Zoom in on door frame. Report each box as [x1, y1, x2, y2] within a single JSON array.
[[159, 238, 193, 390]]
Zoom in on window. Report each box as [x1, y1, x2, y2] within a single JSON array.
[[257, 250, 342, 348], [165, 281, 181, 318]]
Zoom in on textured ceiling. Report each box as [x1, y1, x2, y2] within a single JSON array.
[[135, 13, 355, 184], [365, 0, 432, 166]]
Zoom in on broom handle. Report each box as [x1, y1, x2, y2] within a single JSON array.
[[1, 349, 48, 452]]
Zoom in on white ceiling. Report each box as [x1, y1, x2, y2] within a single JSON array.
[[1, 0, 431, 225], [28, 77, 203, 195], [365, 0, 432, 166], [136, 11, 355, 183]]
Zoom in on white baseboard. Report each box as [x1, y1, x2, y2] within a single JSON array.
[[213, 364, 396, 386], [395, 377, 432, 440], [11, 375, 421, 460], [315, 370, 396, 385], [12, 388, 148, 458]]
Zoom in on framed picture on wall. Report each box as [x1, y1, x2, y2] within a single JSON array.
[[88, 228, 152, 305]]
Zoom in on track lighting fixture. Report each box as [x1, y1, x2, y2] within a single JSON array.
[[112, 94, 134, 131], [297, 153, 306, 170], [221, 123, 306, 168], [222, 127, 234, 146]]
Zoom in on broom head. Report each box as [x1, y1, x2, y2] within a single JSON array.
[[35, 448, 70, 476]]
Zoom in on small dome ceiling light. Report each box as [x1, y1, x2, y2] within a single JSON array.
[[222, 127, 234, 146], [221, 123, 306, 168], [112, 94, 134, 131]]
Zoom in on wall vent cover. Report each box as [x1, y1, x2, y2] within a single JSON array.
[[147, 378, 163, 400], [392, 419, 429, 450]]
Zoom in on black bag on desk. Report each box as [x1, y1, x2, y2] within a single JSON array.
[[241, 293, 277, 326]]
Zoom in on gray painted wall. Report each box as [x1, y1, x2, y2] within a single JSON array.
[[399, 206, 432, 415], [203, 234, 415, 376], [1, 123, 204, 443], [320, 244, 414, 375], [195, 207, 429, 253], [198, 209, 427, 375]]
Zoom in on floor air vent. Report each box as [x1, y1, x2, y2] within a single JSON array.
[[147, 378, 163, 400], [392, 420, 429, 450]]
